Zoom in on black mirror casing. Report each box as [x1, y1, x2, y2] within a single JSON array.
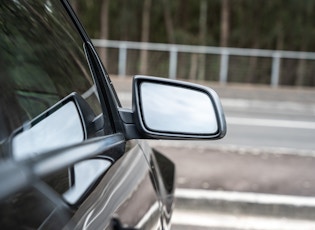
[[128, 75, 226, 140]]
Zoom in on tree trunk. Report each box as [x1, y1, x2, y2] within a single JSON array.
[[189, 53, 198, 80], [220, 0, 229, 47], [99, 0, 110, 67], [161, 0, 175, 44], [246, 40, 259, 83], [198, 0, 207, 81], [296, 58, 306, 86], [275, 20, 284, 85], [296, 42, 306, 86], [140, 0, 152, 75], [247, 53, 258, 83], [70, 0, 79, 15]]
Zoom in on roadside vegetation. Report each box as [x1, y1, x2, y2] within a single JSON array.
[[71, 0, 315, 87]]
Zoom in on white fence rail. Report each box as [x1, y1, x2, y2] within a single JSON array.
[[92, 39, 315, 87]]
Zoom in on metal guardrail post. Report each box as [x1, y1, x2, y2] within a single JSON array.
[[271, 52, 281, 87], [220, 49, 229, 84], [169, 46, 178, 79], [118, 43, 127, 77]]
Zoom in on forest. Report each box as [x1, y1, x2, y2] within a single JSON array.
[[70, 0, 315, 87]]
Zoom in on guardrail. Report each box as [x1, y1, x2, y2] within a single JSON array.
[[92, 39, 315, 87]]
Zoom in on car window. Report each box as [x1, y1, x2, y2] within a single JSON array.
[[0, 0, 114, 216], [63, 159, 112, 204], [0, 1, 108, 155], [0, 185, 72, 229]]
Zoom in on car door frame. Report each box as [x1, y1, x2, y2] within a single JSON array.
[[60, 0, 165, 228]]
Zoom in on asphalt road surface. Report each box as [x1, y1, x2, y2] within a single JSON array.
[[111, 76, 315, 229], [151, 144, 315, 196], [212, 95, 315, 154], [112, 76, 315, 155], [112, 76, 315, 194]]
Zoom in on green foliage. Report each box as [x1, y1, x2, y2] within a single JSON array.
[[75, 0, 315, 52], [73, 0, 315, 86]]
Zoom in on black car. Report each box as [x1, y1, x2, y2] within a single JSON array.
[[0, 1, 226, 229]]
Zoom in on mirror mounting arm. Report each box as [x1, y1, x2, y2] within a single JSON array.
[[118, 108, 144, 140]]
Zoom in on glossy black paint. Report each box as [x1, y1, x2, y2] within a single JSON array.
[[0, 1, 176, 229], [68, 140, 162, 229], [0, 0, 225, 229]]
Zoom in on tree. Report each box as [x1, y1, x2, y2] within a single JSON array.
[[294, 1, 315, 86], [69, 0, 79, 14], [140, 0, 152, 75], [197, 0, 207, 81], [99, 0, 110, 66], [220, 0, 229, 47], [72, 0, 315, 86], [161, 0, 175, 44]]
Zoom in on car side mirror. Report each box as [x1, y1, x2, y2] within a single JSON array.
[[120, 75, 226, 140], [11, 93, 96, 160]]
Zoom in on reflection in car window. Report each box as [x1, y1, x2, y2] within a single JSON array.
[[0, 1, 104, 157], [12, 100, 85, 160], [0, 1, 113, 212], [63, 159, 112, 205], [0, 185, 72, 229]]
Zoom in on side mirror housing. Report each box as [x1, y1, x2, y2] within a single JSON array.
[[120, 75, 226, 140]]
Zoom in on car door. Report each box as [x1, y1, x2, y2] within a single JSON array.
[[70, 139, 162, 230], [0, 1, 162, 229], [0, 1, 227, 229]]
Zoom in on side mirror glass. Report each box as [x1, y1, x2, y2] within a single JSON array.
[[133, 76, 226, 139], [12, 96, 85, 160], [141, 82, 218, 134]]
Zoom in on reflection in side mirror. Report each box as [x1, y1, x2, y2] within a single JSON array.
[[12, 101, 84, 160], [133, 76, 226, 140], [141, 83, 218, 134]]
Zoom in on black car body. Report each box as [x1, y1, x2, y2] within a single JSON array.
[[0, 1, 226, 229]]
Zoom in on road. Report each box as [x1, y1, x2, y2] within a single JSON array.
[[111, 76, 315, 229], [217, 95, 315, 152], [112, 76, 315, 155]]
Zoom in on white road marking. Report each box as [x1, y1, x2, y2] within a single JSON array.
[[173, 189, 315, 230], [175, 189, 315, 207], [221, 98, 315, 113], [172, 209, 315, 230], [148, 140, 315, 157], [227, 116, 315, 129]]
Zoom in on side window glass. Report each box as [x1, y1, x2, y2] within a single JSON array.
[[0, 2, 114, 205], [0, 1, 109, 157], [43, 158, 112, 206], [0, 186, 72, 229], [63, 159, 112, 205]]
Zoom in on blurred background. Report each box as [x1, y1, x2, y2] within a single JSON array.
[[71, 0, 315, 87], [71, 1, 315, 229]]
